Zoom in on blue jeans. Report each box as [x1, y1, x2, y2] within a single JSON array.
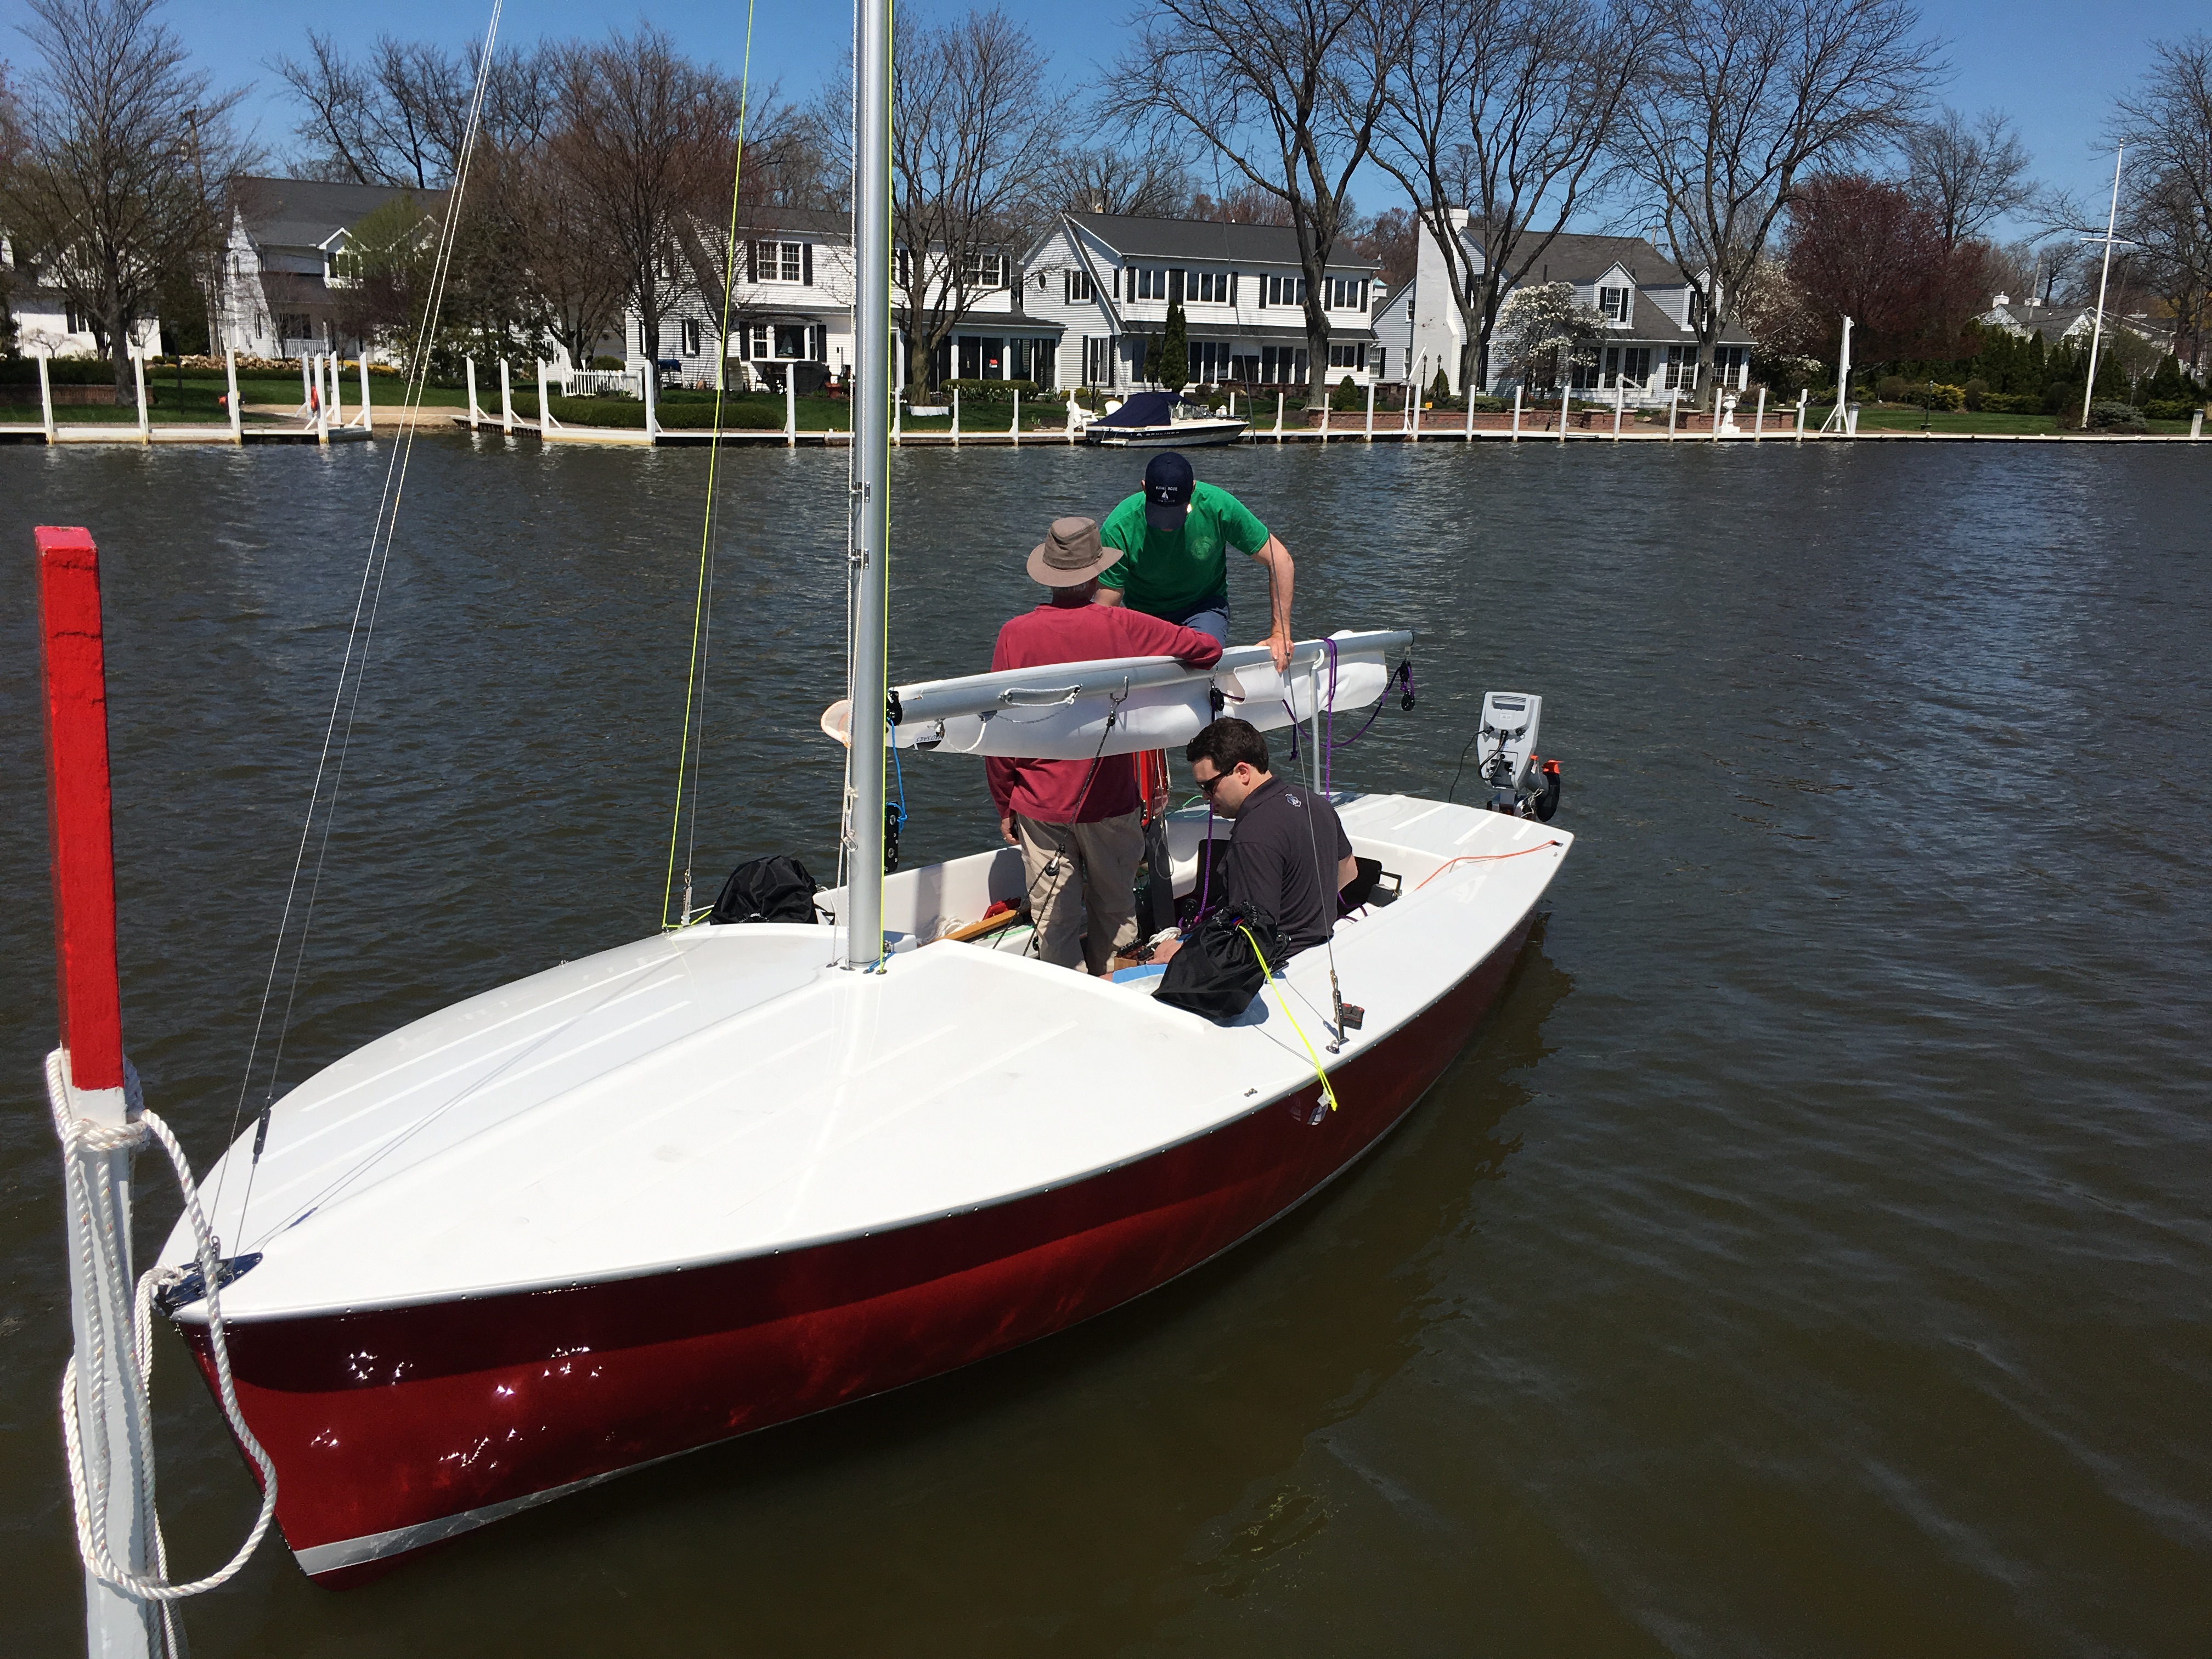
[[1159, 594, 1230, 646]]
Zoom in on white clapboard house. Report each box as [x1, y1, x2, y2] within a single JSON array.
[[1393, 210, 1756, 405], [210, 177, 449, 362]]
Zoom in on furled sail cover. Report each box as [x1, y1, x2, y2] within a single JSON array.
[[1091, 390, 1183, 428], [820, 631, 1410, 760]]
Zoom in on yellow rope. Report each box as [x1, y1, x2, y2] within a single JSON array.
[[1238, 924, 1338, 1113], [660, 0, 760, 932]]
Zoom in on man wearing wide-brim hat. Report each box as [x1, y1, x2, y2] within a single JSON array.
[[987, 516, 1224, 974]]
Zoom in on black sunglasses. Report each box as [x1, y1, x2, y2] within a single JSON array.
[[1194, 767, 1238, 795]]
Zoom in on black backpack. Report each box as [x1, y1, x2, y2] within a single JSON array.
[[1154, 904, 1282, 1024], [709, 855, 821, 926]]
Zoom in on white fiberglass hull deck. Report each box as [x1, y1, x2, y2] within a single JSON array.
[[159, 795, 1568, 1581]]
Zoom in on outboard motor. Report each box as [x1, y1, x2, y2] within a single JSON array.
[[1475, 691, 1562, 820]]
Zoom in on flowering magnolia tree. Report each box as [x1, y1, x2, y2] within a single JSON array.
[[1492, 281, 1607, 389]]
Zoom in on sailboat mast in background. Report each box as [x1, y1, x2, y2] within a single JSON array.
[[844, 0, 892, 969]]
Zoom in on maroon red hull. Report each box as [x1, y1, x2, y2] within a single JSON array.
[[182, 909, 1537, 1583]]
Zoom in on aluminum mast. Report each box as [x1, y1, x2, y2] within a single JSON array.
[[844, 0, 891, 969]]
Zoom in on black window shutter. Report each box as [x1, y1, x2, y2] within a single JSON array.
[[802, 243, 814, 285]]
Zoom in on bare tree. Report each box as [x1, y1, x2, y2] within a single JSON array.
[[1053, 145, 1190, 217], [2109, 34, 2212, 375], [1615, 0, 1942, 408], [2, 0, 250, 392], [1905, 107, 2034, 250], [1120, 0, 1402, 409], [1374, 0, 1639, 393], [819, 8, 1061, 395], [551, 27, 743, 376], [1189, 182, 1295, 224], [274, 31, 561, 189]]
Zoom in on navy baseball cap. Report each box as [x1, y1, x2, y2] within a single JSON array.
[[1143, 452, 1195, 531]]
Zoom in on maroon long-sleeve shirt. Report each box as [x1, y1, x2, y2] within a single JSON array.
[[985, 602, 1223, 824]]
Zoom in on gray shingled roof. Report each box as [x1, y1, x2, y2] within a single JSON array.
[[1487, 230, 1690, 289], [740, 206, 850, 240], [232, 176, 447, 250], [1068, 211, 1378, 273]]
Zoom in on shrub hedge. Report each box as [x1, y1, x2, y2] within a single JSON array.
[[2086, 400, 2147, 431], [2143, 398, 2203, 421]]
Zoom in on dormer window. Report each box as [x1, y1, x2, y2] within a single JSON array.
[[1065, 269, 1095, 303], [1599, 285, 1630, 322], [963, 250, 1008, 288]]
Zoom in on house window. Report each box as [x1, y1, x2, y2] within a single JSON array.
[[682, 319, 702, 356], [1191, 270, 1233, 303], [1620, 347, 1651, 387], [774, 324, 809, 360], [1327, 341, 1368, 370], [1323, 277, 1363, 311], [1663, 345, 1697, 390], [1714, 345, 1747, 389], [1262, 275, 1308, 306], [1132, 266, 1169, 301], [1373, 347, 1387, 379], [1190, 341, 1237, 382], [963, 251, 1008, 289], [1065, 269, 1094, 303], [280, 312, 311, 341], [1257, 345, 1309, 384], [1599, 285, 1630, 322], [753, 241, 807, 283], [1082, 336, 1112, 385], [1687, 288, 1708, 331]]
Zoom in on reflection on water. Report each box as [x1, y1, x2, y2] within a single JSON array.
[[3, 438, 2209, 1656]]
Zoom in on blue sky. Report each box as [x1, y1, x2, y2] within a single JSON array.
[[49, 0, 2209, 236]]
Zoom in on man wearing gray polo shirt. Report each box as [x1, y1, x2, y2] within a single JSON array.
[[1182, 716, 1354, 960]]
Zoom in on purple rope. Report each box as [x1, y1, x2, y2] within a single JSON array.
[[1321, 637, 1340, 794], [1196, 803, 1216, 922]]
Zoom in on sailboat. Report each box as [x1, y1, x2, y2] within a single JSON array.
[[149, 0, 1573, 1588]]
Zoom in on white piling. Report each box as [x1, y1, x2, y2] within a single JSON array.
[[1559, 388, 1569, 443], [1010, 389, 1019, 447], [1364, 381, 1375, 440], [132, 347, 149, 441], [1754, 386, 1766, 441], [300, 353, 312, 414], [1796, 388, 1808, 442], [1667, 392, 1677, 441], [328, 354, 342, 428], [499, 358, 513, 435], [358, 356, 374, 434], [2194, 409, 2204, 439], [314, 357, 330, 443], [951, 386, 960, 445], [1065, 391, 1078, 443], [1275, 391, 1285, 439], [1511, 386, 1521, 439], [37, 347, 55, 441], [465, 359, 481, 431], [786, 373, 797, 446], [1464, 387, 1475, 441], [1613, 382, 1624, 442], [894, 394, 902, 445], [642, 362, 659, 441]]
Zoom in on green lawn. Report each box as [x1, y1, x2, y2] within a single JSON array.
[[1807, 404, 2200, 437], [0, 371, 469, 424], [513, 389, 1084, 433]]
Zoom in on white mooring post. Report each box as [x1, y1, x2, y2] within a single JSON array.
[[314, 357, 330, 443], [131, 347, 150, 441], [1364, 381, 1375, 440], [1464, 386, 1475, 441], [1667, 392, 1678, 440], [1511, 385, 1522, 438], [894, 394, 902, 445], [499, 359, 514, 435], [358, 356, 374, 433], [1065, 392, 1078, 443], [300, 353, 312, 415], [2193, 409, 2204, 439], [1711, 390, 1722, 443], [1754, 385, 1766, 441], [785, 373, 798, 446], [1010, 390, 1020, 446], [1796, 388, 1808, 441], [327, 354, 343, 428], [37, 347, 56, 441], [1559, 388, 1569, 444], [224, 347, 242, 443], [642, 362, 659, 441], [465, 358, 481, 431], [951, 386, 961, 445], [1613, 382, 1624, 441], [1274, 391, 1285, 439], [38, 525, 164, 1659]]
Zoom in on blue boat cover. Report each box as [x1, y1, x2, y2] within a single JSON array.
[[1093, 390, 1184, 427]]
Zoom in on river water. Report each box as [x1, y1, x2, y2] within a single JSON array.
[[3, 436, 2208, 1656]]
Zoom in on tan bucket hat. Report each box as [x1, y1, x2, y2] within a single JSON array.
[[1026, 516, 1119, 588]]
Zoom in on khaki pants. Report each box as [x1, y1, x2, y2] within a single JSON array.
[[1016, 810, 1144, 973]]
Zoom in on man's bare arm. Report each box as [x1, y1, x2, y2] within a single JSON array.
[[1251, 535, 1294, 670], [1337, 852, 1358, 892], [1092, 585, 1126, 607]]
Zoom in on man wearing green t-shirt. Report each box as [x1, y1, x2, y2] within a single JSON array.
[[1095, 452, 1296, 672]]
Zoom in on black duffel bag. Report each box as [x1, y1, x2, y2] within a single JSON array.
[[709, 855, 821, 925], [1153, 904, 1282, 1024]]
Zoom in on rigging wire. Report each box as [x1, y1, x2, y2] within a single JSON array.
[[214, 0, 507, 1234], [660, 0, 760, 931]]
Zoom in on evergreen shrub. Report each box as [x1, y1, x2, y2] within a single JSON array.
[[1963, 377, 1989, 410], [2143, 398, 2203, 421], [2086, 400, 2147, 431], [1977, 392, 2039, 414], [1875, 374, 1910, 403], [1900, 383, 1965, 411], [940, 377, 1041, 402]]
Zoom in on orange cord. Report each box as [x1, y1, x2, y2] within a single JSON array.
[[1415, 840, 1564, 890]]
